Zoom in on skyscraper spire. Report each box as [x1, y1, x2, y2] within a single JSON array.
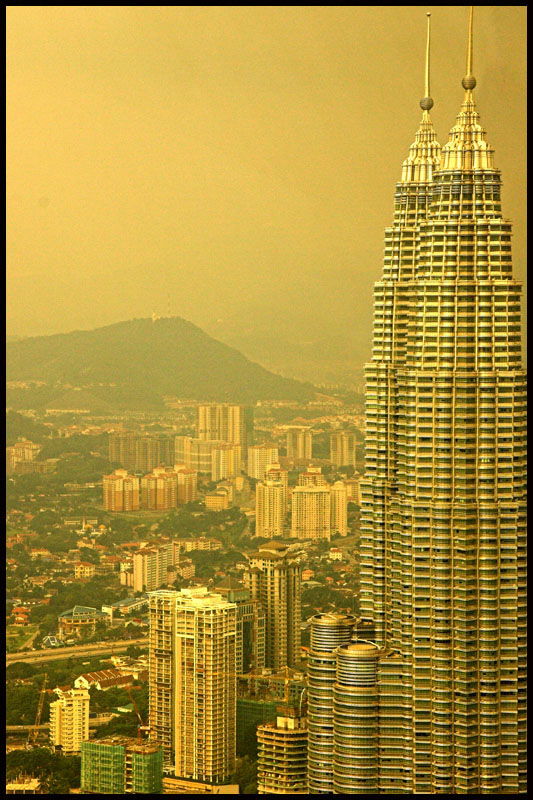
[[462, 5, 476, 91], [420, 12, 433, 112], [400, 12, 440, 185], [441, 4, 494, 171]]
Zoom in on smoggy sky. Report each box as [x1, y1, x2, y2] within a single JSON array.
[[7, 6, 527, 348]]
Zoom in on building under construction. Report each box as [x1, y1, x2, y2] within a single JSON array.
[[257, 706, 308, 795], [80, 737, 163, 794]]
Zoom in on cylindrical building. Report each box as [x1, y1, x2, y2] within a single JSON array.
[[333, 642, 381, 795], [307, 613, 356, 794]]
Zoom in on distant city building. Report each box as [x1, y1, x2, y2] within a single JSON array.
[[330, 481, 348, 536], [6, 776, 42, 794], [257, 707, 308, 794], [175, 466, 198, 504], [205, 490, 230, 511], [329, 431, 357, 468], [141, 467, 178, 510], [245, 542, 301, 670], [211, 443, 242, 482], [264, 463, 288, 515], [58, 605, 108, 640], [247, 444, 279, 480], [148, 587, 237, 781], [108, 432, 175, 472], [291, 485, 331, 540], [256, 480, 285, 538], [343, 473, 362, 505], [6, 440, 41, 474], [173, 537, 223, 554], [297, 465, 327, 487], [197, 403, 253, 449], [133, 542, 173, 593], [49, 687, 90, 754], [81, 737, 163, 794], [286, 427, 312, 460], [174, 437, 224, 473], [103, 469, 140, 512], [74, 562, 96, 580], [215, 577, 266, 674]]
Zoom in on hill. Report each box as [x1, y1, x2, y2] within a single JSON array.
[[6, 317, 316, 409]]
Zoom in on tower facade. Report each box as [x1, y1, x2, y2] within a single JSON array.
[[291, 485, 331, 541], [359, 10, 526, 793], [245, 542, 301, 670], [330, 431, 357, 469], [256, 480, 285, 538], [148, 587, 237, 781], [197, 403, 253, 449]]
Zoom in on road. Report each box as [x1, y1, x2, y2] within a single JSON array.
[[6, 638, 149, 666]]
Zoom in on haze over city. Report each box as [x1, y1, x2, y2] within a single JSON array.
[[7, 6, 526, 378]]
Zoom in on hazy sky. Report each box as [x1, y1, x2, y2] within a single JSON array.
[[7, 5, 527, 344]]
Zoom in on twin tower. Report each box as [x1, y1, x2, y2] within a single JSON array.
[[314, 8, 525, 796]]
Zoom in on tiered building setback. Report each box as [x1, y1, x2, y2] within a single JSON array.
[[359, 9, 526, 793]]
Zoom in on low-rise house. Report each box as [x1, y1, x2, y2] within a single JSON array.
[[58, 605, 109, 640]]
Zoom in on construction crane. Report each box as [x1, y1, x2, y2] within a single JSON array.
[[126, 687, 150, 742], [27, 674, 48, 748]]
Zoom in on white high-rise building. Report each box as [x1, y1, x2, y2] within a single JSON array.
[[286, 427, 312, 460], [148, 587, 237, 781], [211, 443, 241, 482], [49, 687, 90, 754], [330, 481, 348, 536], [247, 444, 279, 480], [256, 480, 285, 538], [291, 485, 331, 541]]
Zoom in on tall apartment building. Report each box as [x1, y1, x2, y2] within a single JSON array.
[[330, 481, 348, 536], [211, 443, 241, 481], [215, 576, 266, 674], [245, 542, 301, 670], [291, 485, 331, 540], [133, 542, 173, 592], [286, 427, 312, 460], [343, 472, 362, 505], [358, 10, 526, 793], [108, 431, 137, 470], [256, 480, 285, 538], [6, 440, 41, 474], [148, 587, 237, 781], [108, 433, 174, 472], [81, 738, 163, 794], [329, 431, 357, 469], [141, 467, 178, 510], [176, 466, 198, 504], [297, 466, 327, 487], [264, 463, 288, 515], [197, 403, 254, 449], [49, 687, 90, 754], [103, 470, 140, 511], [307, 613, 356, 794], [257, 707, 308, 795], [175, 437, 224, 472], [247, 444, 279, 480]]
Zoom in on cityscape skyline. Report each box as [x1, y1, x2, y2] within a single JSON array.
[[5, 5, 526, 795]]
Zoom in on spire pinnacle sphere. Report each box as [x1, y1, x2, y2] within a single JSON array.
[[420, 11, 434, 112], [462, 6, 476, 91]]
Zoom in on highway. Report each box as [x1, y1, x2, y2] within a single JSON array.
[[6, 638, 149, 666]]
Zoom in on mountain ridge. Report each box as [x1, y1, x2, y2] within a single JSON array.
[[6, 316, 316, 409]]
